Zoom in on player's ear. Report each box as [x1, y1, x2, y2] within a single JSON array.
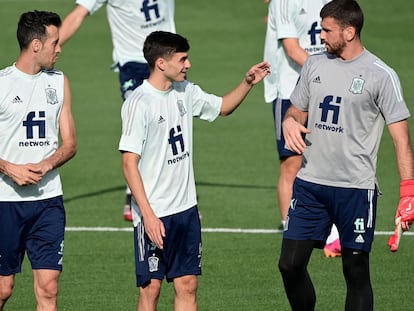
[[344, 25, 356, 42], [156, 57, 166, 71], [32, 38, 42, 53]]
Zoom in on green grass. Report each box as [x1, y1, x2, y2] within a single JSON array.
[[1, 0, 414, 310]]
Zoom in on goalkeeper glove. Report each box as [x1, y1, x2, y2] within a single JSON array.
[[388, 179, 414, 252]]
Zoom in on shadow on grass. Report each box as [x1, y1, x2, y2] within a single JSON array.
[[64, 181, 274, 203]]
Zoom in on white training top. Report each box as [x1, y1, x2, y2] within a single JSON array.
[[291, 49, 410, 189], [76, 0, 176, 65], [119, 80, 222, 226], [0, 65, 64, 201], [263, 0, 329, 102]]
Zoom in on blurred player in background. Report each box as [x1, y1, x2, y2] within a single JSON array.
[[263, 0, 341, 257], [278, 1, 414, 310], [60, 0, 176, 221], [119, 31, 270, 311], [0, 10, 77, 310]]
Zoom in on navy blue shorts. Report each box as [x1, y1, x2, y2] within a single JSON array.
[[134, 206, 202, 287], [0, 196, 65, 275], [118, 61, 150, 100], [284, 178, 377, 252], [272, 98, 302, 159]]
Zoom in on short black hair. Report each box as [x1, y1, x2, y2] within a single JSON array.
[[320, 0, 364, 37], [143, 31, 190, 69], [17, 10, 62, 51]]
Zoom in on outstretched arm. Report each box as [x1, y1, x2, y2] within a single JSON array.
[[59, 4, 90, 45], [220, 61, 271, 116]]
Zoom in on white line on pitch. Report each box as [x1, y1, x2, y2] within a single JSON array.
[[65, 227, 414, 236]]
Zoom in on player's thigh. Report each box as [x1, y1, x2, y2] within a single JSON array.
[[0, 201, 30, 275], [284, 178, 332, 246], [273, 98, 302, 159], [335, 188, 377, 253], [164, 206, 202, 282], [26, 196, 65, 271]]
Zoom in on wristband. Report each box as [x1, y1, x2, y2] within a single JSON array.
[[400, 179, 414, 197]]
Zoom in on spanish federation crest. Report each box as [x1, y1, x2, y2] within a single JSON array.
[[349, 77, 365, 94], [45, 87, 58, 105], [148, 255, 159, 272]]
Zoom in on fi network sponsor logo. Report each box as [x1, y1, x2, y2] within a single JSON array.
[[314, 95, 345, 134], [167, 125, 189, 165], [20, 111, 50, 147], [141, 0, 160, 21]]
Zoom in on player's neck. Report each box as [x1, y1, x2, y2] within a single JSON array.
[[15, 54, 42, 75], [147, 74, 173, 92], [339, 41, 364, 61]]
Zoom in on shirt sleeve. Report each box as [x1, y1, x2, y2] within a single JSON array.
[[188, 83, 222, 122], [118, 94, 147, 155], [76, 0, 106, 15], [275, 0, 299, 39], [374, 64, 410, 124]]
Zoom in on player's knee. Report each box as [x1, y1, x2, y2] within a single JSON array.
[[140, 280, 162, 300], [34, 280, 58, 301], [278, 255, 302, 277], [174, 275, 198, 297], [0, 279, 14, 304], [278, 240, 313, 278], [342, 248, 370, 284]]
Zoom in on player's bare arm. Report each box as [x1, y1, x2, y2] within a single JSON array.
[[122, 151, 166, 249], [388, 120, 414, 181], [0, 160, 42, 186], [31, 75, 77, 177], [282, 105, 310, 154], [220, 61, 270, 116], [282, 38, 309, 67], [388, 120, 414, 232], [59, 4, 89, 45], [387, 120, 414, 250]]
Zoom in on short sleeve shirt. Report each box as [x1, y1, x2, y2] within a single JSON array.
[[291, 49, 410, 189], [119, 80, 222, 222], [76, 0, 176, 65]]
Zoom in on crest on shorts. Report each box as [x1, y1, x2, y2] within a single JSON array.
[[349, 77, 364, 94], [148, 255, 159, 272], [45, 87, 58, 105]]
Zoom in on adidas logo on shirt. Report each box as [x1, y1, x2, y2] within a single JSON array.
[[158, 115, 165, 124], [299, 8, 307, 15], [12, 95, 23, 103], [312, 76, 321, 83]]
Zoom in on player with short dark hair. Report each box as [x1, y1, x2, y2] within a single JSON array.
[[0, 10, 77, 310], [119, 30, 270, 310], [263, 0, 341, 257], [278, 1, 414, 310], [60, 0, 176, 222]]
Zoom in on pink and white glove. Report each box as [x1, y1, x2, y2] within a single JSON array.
[[388, 180, 414, 252]]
